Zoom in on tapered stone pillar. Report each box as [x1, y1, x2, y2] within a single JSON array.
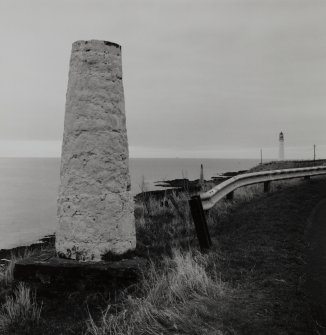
[[56, 40, 136, 262]]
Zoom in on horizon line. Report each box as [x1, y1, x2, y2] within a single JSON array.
[[0, 156, 321, 161]]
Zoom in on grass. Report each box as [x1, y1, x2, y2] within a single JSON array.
[[135, 191, 195, 256], [1, 160, 326, 334], [0, 248, 45, 334], [87, 250, 232, 335], [249, 159, 326, 173], [0, 283, 42, 334], [212, 177, 326, 334], [87, 171, 326, 334], [0, 259, 15, 286], [0, 249, 34, 286]]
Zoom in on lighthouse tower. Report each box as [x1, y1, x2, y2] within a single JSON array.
[[279, 131, 284, 161]]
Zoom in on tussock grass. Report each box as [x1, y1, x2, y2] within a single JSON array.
[[136, 192, 195, 256], [0, 260, 15, 286], [0, 254, 25, 308], [0, 282, 42, 334], [0, 249, 34, 287], [0, 249, 45, 334], [87, 249, 231, 335]]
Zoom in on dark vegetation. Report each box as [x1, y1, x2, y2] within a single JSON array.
[[249, 159, 326, 173], [0, 160, 326, 334]]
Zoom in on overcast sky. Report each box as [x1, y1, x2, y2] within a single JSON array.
[[0, 0, 325, 159]]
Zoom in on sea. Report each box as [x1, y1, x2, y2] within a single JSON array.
[[0, 157, 259, 250]]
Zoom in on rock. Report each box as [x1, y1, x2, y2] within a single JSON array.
[[56, 40, 136, 261]]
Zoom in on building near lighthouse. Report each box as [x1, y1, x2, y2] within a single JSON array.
[[279, 131, 285, 161]]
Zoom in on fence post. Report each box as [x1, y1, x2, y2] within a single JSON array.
[[189, 195, 212, 252], [264, 181, 271, 193]]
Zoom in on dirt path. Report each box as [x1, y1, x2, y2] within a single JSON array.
[[306, 198, 326, 333]]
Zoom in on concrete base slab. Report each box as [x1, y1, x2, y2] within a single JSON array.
[[14, 249, 147, 291]]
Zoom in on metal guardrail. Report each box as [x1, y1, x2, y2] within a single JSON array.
[[189, 165, 326, 251]]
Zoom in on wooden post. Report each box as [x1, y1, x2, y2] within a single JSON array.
[[199, 164, 204, 190], [264, 181, 271, 193], [226, 191, 234, 201], [189, 195, 212, 252]]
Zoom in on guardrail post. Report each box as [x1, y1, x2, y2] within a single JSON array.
[[264, 181, 271, 193], [189, 195, 212, 252], [226, 191, 234, 201]]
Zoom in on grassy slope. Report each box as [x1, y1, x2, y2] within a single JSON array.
[[86, 176, 326, 334], [207, 177, 326, 334], [249, 159, 326, 173], [1, 162, 326, 334]]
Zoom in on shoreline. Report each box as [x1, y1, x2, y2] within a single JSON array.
[[0, 169, 246, 255], [0, 235, 55, 261], [1, 160, 326, 333], [2, 159, 325, 258]]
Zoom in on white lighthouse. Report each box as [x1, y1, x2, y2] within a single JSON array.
[[279, 131, 284, 161]]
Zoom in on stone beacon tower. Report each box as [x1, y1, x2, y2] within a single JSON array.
[[279, 131, 285, 161], [56, 40, 136, 262]]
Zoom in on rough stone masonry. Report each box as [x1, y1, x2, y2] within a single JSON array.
[[56, 40, 136, 261]]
